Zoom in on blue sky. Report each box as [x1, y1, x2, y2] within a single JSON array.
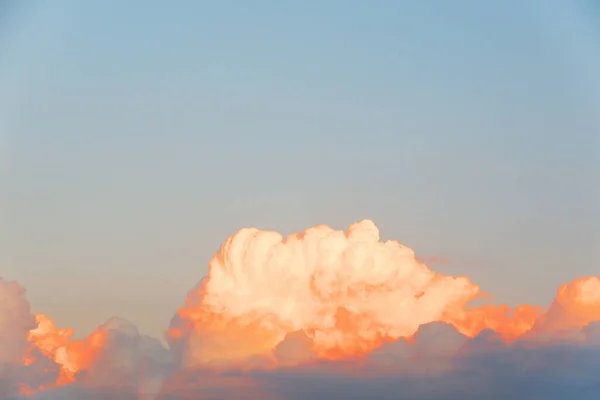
[[2, 1, 599, 339]]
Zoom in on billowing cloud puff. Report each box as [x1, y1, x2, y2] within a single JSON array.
[[0, 278, 36, 397], [531, 276, 600, 336], [74, 317, 173, 397], [168, 220, 485, 368], [7, 315, 173, 399]]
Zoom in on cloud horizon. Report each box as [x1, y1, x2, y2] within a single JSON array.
[[2, 220, 599, 399]]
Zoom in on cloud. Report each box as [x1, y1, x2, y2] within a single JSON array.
[[153, 321, 600, 400], [11, 323, 600, 400], [75, 317, 173, 396], [167, 220, 487, 368], [6, 315, 173, 399], [531, 276, 600, 336], [1, 220, 599, 399], [0, 278, 36, 397]]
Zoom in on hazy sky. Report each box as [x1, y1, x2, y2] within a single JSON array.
[[2, 1, 599, 340]]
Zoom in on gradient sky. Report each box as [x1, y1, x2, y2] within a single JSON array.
[[2, 1, 599, 340]]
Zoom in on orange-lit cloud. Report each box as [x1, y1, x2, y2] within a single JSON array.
[[168, 220, 483, 366], [1, 220, 599, 399]]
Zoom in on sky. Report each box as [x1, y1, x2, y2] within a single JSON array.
[[2, 0, 599, 344]]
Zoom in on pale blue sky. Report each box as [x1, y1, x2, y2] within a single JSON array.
[[2, 1, 599, 339]]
